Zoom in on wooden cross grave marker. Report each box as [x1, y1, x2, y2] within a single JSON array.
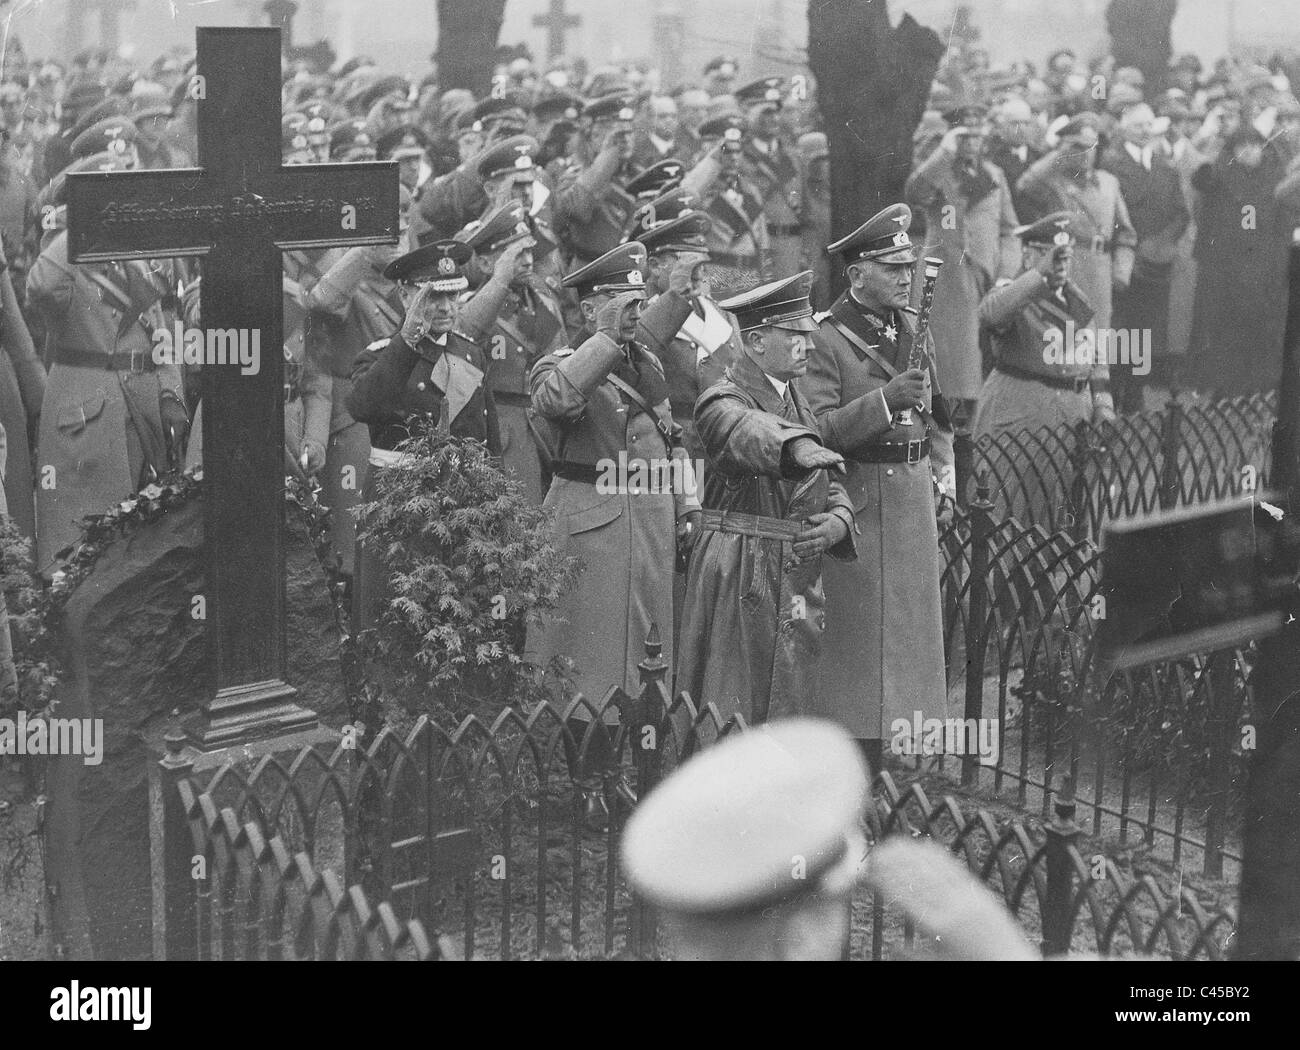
[[66, 27, 399, 748], [533, 0, 581, 61]]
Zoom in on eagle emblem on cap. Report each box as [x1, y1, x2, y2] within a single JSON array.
[[437, 257, 456, 275]]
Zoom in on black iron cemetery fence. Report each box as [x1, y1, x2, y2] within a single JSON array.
[[958, 392, 1276, 539], [148, 391, 1272, 961], [939, 482, 1251, 880], [155, 627, 1236, 961]]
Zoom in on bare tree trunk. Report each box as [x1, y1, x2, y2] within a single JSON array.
[[1106, 0, 1177, 98], [436, 0, 508, 98], [808, 1, 943, 299]]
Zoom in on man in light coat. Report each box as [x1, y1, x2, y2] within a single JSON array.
[[526, 243, 701, 819], [905, 104, 1021, 423], [1016, 113, 1137, 333]]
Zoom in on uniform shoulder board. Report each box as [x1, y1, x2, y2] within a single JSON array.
[[552, 346, 575, 358], [994, 277, 1014, 288], [365, 337, 391, 352], [812, 310, 831, 324]]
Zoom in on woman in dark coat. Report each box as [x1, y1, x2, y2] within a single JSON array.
[[1188, 129, 1297, 397]]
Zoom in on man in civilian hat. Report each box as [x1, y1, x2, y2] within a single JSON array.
[[971, 213, 1107, 524], [527, 242, 700, 814], [676, 271, 854, 728], [735, 76, 806, 280], [906, 100, 1020, 424], [799, 204, 954, 765], [633, 208, 740, 461], [552, 94, 639, 265], [347, 239, 499, 626], [683, 115, 771, 289], [622, 719, 869, 960], [1101, 102, 1189, 411], [1016, 112, 1136, 334], [455, 201, 565, 504]]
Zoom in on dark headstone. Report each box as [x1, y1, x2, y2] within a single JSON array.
[[43, 503, 347, 959]]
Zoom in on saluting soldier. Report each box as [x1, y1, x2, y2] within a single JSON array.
[[973, 212, 1110, 437], [28, 165, 188, 574], [455, 200, 566, 504], [799, 204, 954, 765], [904, 102, 1021, 423], [346, 240, 499, 628], [634, 207, 742, 461], [622, 719, 869, 961], [972, 213, 1111, 527], [551, 94, 639, 266], [682, 116, 771, 287], [526, 242, 701, 821], [1016, 112, 1137, 332], [735, 76, 805, 279], [676, 271, 855, 728]]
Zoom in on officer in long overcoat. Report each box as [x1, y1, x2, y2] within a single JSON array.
[[798, 205, 954, 765]]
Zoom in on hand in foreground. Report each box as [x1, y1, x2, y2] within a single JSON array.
[[793, 511, 848, 562], [299, 438, 327, 476], [595, 290, 643, 341], [400, 283, 437, 345], [882, 368, 929, 414], [492, 236, 536, 283], [787, 435, 846, 475]]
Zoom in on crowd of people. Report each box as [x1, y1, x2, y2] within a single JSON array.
[[0, 32, 1298, 790]]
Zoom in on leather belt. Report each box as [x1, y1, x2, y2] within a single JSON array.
[[552, 460, 601, 484], [492, 391, 532, 407], [767, 222, 802, 236], [855, 437, 931, 465], [1079, 235, 1112, 254], [700, 508, 804, 542], [55, 347, 156, 373], [996, 361, 1091, 393]]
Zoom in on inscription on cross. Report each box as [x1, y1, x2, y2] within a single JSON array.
[[66, 27, 399, 747]]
